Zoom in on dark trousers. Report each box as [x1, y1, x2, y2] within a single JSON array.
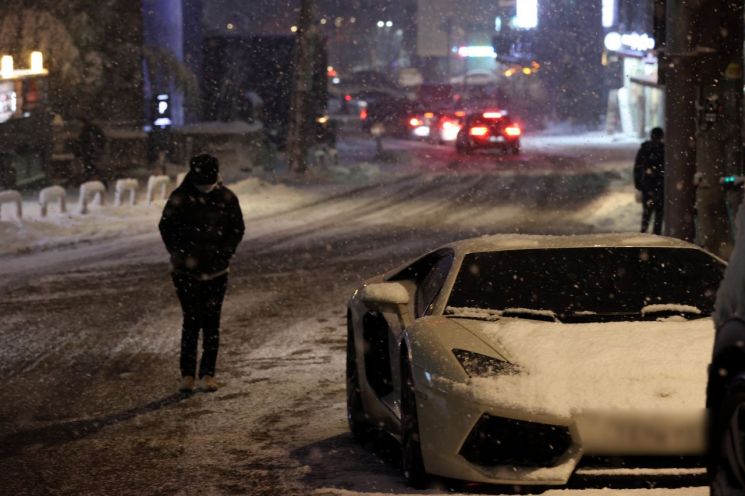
[[172, 273, 228, 378], [641, 190, 664, 235]]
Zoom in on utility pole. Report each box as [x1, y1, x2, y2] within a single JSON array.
[[287, 0, 315, 174], [662, 0, 743, 256], [694, 1, 743, 259], [662, 0, 697, 242]]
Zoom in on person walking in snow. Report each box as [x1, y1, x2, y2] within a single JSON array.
[[634, 127, 665, 235], [159, 153, 245, 393]]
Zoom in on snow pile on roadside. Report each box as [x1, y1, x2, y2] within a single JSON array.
[[573, 175, 640, 232], [0, 178, 317, 257], [318, 162, 382, 182]]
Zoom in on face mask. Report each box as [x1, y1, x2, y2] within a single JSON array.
[[195, 183, 217, 193]]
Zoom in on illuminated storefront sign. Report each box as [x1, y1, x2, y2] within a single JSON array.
[[0, 52, 48, 81], [604, 32, 655, 53], [0, 82, 17, 123], [457, 46, 497, 58]]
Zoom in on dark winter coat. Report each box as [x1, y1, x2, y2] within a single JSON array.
[[159, 172, 245, 278], [634, 140, 665, 194]]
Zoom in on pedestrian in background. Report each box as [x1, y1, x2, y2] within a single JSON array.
[[634, 127, 665, 235], [159, 153, 245, 393]]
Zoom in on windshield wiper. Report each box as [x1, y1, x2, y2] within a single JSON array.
[[444, 306, 560, 322], [641, 304, 703, 319], [501, 308, 559, 322], [444, 306, 501, 321]]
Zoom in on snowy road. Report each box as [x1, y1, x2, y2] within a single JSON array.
[[0, 133, 707, 494]]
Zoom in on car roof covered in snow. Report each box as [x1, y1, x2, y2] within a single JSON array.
[[442, 233, 709, 256]]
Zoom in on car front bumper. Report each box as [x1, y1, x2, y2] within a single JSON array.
[[412, 365, 706, 485]]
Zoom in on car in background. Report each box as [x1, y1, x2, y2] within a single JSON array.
[[347, 234, 724, 488], [405, 109, 439, 140], [403, 108, 465, 143], [455, 110, 521, 155]]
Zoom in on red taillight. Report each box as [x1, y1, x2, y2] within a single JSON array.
[[505, 125, 521, 137], [360, 108, 368, 120], [469, 126, 489, 137], [344, 94, 352, 102], [483, 111, 502, 119], [409, 117, 424, 127]]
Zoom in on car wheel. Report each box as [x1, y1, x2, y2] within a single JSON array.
[[711, 376, 745, 495], [401, 354, 429, 489], [455, 132, 471, 155], [347, 325, 373, 440]]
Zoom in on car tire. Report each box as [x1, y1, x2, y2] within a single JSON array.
[[347, 325, 373, 440], [711, 375, 745, 495], [401, 354, 429, 489], [455, 132, 471, 155]]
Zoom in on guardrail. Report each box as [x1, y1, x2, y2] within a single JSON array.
[[0, 173, 191, 223], [0, 190, 22, 219], [39, 185, 66, 217]]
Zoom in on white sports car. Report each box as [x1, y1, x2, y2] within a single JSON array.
[[346, 234, 725, 487]]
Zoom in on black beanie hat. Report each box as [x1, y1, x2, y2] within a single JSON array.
[[190, 153, 219, 185]]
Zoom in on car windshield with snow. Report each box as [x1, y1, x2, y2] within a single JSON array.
[[447, 247, 725, 323]]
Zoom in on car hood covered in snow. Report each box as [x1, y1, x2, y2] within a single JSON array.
[[449, 316, 714, 420]]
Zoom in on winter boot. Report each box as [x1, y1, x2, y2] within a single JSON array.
[[180, 375, 195, 393], [202, 375, 218, 392]]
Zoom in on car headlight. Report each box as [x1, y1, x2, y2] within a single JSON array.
[[453, 349, 520, 377]]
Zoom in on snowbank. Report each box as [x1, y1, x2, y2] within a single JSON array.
[[0, 178, 318, 257]]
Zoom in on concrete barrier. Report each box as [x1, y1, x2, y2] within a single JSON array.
[[311, 145, 339, 168], [114, 178, 139, 206], [0, 189, 22, 219], [78, 181, 106, 214], [146, 175, 170, 205], [39, 186, 66, 217]]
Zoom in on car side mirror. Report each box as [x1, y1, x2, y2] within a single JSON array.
[[361, 282, 410, 306]]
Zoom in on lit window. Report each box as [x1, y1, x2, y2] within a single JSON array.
[[514, 0, 538, 29]]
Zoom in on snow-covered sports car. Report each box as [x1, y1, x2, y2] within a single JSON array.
[[346, 234, 725, 487]]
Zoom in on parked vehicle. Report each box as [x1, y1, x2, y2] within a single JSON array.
[[347, 234, 724, 488]]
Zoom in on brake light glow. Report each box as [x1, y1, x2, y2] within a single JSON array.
[[505, 125, 522, 137], [360, 108, 368, 120], [424, 112, 434, 119], [409, 117, 424, 127], [483, 111, 502, 119], [469, 126, 489, 137], [454, 110, 466, 117], [344, 94, 352, 101]]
